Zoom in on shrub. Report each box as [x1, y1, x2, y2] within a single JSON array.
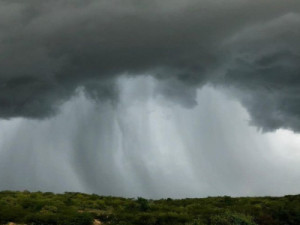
[[210, 212, 257, 225]]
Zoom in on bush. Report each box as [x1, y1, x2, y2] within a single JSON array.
[[137, 197, 150, 211], [210, 212, 257, 225]]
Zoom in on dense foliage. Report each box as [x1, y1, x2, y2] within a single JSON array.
[[0, 191, 299, 225]]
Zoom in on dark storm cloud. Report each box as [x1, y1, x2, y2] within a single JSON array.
[[216, 13, 300, 131], [1, 0, 300, 131]]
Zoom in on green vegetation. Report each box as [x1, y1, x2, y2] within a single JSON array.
[[0, 191, 299, 225]]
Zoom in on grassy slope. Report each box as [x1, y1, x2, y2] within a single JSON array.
[[0, 191, 300, 225]]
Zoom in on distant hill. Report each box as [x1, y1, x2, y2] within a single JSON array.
[[0, 191, 299, 225]]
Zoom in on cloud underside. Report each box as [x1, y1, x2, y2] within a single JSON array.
[[1, 0, 300, 132]]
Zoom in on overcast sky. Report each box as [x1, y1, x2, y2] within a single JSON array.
[[0, 0, 300, 198]]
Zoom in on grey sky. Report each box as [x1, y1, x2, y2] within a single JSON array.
[[0, 77, 300, 198], [0, 0, 300, 197]]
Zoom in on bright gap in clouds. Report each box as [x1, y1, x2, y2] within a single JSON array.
[[0, 75, 300, 198]]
